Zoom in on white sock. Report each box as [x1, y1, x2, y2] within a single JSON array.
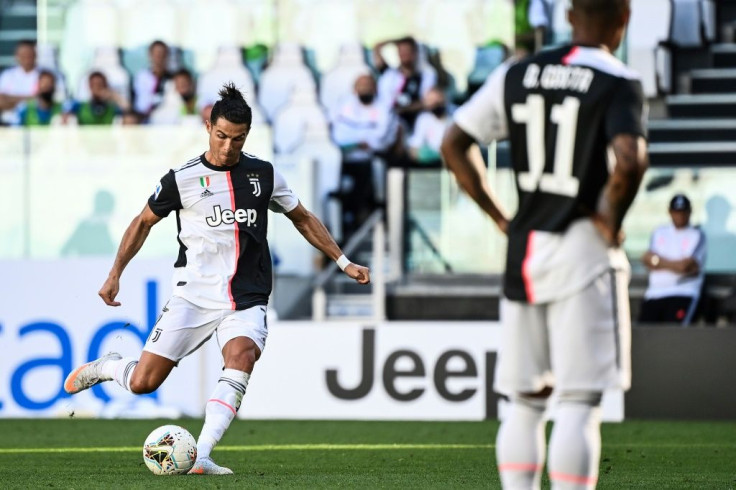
[[109, 357, 138, 392], [548, 403, 601, 490], [196, 368, 250, 460], [496, 397, 547, 490]]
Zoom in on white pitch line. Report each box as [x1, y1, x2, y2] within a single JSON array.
[[0, 443, 492, 454]]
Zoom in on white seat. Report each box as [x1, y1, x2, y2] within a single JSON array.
[[550, 0, 572, 45], [258, 63, 316, 122], [670, 0, 704, 47], [59, 0, 120, 96], [319, 44, 370, 116], [120, 0, 177, 49], [627, 0, 671, 97], [179, 0, 239, 73], [75, 47, 131, 104], [148, 79, 184, 125], [197, 45, 256, 109], [272, 88, 328, 154], [292, 127, 342, 230]]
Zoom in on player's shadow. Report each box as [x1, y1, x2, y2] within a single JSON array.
[[61, 189, 116, 256]]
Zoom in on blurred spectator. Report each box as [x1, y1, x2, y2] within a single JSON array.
[[173, 68, 198, 116], [68, 72, 128, 125], [0, 40, 38, 125], [331, 74, 398, 239], [515, 0, 552, 55], [331, 74, 398, 163], [639, 194, 707, 326], [373, 36, 437, 131], [408, 88, 452, 165], [16, 70, 63, 126], [133, 40, 170, 119]]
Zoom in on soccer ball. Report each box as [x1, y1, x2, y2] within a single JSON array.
[[142, 424, 197, 475]]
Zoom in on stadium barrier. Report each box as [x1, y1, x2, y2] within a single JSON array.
[[0, 257, 625, 421]]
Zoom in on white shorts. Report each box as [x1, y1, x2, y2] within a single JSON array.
[[494, 269, 631, 396], [143, 295, 268, 363]]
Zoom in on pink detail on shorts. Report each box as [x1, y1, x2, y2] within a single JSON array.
[[549, 471, 598, 485], [562, 46, 580, 65], [498, 462, 543, 472], [522, 231, 536, 303], [208, 398, 236, 416]]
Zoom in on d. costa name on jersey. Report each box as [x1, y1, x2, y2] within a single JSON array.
[[205, 205, 258, 227]]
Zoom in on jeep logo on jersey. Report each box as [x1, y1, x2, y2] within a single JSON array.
[[249, 177, 261, 196], [206, 205, 257, 227]]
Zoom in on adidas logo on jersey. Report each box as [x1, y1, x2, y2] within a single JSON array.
[[206, 205, 257, 227], [200, 189, 214, 198]]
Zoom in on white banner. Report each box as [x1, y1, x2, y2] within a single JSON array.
[[0, 259, 623, 420]]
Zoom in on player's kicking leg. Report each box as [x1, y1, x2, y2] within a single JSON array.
[[64, 351, 176, 395]]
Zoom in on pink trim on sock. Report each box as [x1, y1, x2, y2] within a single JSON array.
[[549, 471, 598, 485], [498, 463, 543, 472], [208, 398, 236, 416]]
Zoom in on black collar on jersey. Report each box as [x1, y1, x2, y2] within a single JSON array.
[[200, 152, 243, 172]]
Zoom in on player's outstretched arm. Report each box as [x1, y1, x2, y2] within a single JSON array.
[[441, 123, 509, 234], [99, 204, 163, 306], [284, 202, 370, 284], [594, 134, 649, 246]]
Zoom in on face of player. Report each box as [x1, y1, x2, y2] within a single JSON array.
[[206, 117, 249, 167], [669, 209, 691, 229], [16, 44, 36, 72]]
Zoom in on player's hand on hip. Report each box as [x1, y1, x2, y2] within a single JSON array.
[[345, 263, 371, 284], [99, 276, 122, 306], [591, 214, 624, 247]]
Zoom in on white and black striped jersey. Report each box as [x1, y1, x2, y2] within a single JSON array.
[[454, 45, 645, 303], [148, 152, 299, 310]]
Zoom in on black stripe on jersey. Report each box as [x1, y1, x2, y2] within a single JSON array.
[[174, 210, 187, 268], [175, 159, 200, 173], [229, 154, 274, 310]]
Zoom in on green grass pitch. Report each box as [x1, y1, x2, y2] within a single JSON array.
[[0, 419, 734, 489]]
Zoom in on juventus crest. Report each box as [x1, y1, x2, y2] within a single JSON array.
[[249, 176, 261, 196]]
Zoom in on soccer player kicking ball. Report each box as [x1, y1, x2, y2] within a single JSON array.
[[64, 83, 370, 475], [442, 1, 647, 488]]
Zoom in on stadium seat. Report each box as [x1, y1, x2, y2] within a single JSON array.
[[59, 0, 120, 94], [179, 0, 240, 74], [148, 80, 184, 125], [627, 0, 671, 97], [467, 45, 506, 96], [319, 43, 371, 117], [119, 0, 178, 50], [75, 47, 131, 105], [291, 123, 343, 229], [197, 46, 256, 110], [272, 88, 328, 154], [36, 44, 69, 100], [417, 0, 475, 93], [258, 43, 316, 121], [549, 0, 572, 46]]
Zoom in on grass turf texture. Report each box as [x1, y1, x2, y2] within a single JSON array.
[[0, 420, 734, 489]]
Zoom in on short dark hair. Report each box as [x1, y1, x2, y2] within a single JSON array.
[[149, 40, 169, 53], [395, 36, 418, 52], [16, 39, 35, 50], [571, 0, 629, 16], [89, 71, 108, 85], [210, 82, 252, 126], [38, 69, 55, 81], [173, 68, 193, 81]]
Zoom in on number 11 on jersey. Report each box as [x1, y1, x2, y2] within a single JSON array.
[[512, 94, 581, 197]]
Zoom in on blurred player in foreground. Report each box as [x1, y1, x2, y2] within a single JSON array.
[[441, 0, 648, 488], [64, 83, 370, 475]]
